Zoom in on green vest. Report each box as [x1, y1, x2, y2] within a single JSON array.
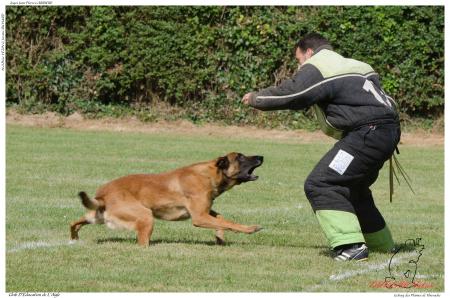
[[312, 105, 344, 140], [304, 49, 375, 140]]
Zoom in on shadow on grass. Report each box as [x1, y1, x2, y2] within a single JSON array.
[[392, 241, 421, 253], [317, 246, 334, 258], [96, 237, 331, 250], [97, 237, 218, 246], [97, 237, 136, 245]]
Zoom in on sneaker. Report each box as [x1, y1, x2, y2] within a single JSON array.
[[334, 243, 369, 261]]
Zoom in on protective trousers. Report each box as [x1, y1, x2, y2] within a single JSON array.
[[304, 123, 401, 251]]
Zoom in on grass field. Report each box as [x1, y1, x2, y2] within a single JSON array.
[[5, 124, 444, 292]]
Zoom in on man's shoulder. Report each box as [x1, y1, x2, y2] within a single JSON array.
[[305, 49, 375, 78]]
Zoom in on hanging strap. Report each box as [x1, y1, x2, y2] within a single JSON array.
[[389, 146, 415, 202], [389, 156, 394, 203]]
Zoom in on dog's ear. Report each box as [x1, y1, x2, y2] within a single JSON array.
[[216, 156, 230, 170]]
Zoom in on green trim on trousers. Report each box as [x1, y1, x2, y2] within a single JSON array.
[[363, 226, 395, 252], [315, 210, 365, 249]]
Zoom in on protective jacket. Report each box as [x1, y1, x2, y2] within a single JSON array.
[[248, 45, 401, 252], [248, 45, 399, 139]]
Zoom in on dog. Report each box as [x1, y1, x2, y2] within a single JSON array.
[[70, 152, 263, 246]]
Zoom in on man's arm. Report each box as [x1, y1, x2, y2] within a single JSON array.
[[242, 63, 326, 111]]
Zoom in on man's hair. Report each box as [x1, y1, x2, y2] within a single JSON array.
[[296, 33, 332, 52]]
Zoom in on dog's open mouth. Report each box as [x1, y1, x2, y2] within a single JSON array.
[[235, 155, 264, 183], [246, 166, 259, 181], [240, 161, 263, 182]]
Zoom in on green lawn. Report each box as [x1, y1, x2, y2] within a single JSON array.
[[5, 124, 444, 292]]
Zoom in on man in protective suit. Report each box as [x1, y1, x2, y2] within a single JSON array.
[[242, 32, 400, 261]]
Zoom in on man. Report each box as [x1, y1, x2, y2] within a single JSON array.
[[242, 33, 400, 261]]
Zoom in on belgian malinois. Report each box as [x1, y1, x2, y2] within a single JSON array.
[[70, 152, 263, 246]]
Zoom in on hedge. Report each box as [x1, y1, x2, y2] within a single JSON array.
[[6, 6, 444, 127]]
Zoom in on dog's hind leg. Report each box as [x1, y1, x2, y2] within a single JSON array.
[[135, 213, 154, 247], [70, 217, 89, 240], [70, 211, 96, 240], [106, 201, 154, 247], [210, 210, 225, 245]]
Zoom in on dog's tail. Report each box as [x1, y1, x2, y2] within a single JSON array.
[[78, 191, 102, 210]]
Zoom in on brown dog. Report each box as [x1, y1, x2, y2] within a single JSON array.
[[70, 152, 263, 246]]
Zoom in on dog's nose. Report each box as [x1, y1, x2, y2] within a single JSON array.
[[255, 156, 264, 163]]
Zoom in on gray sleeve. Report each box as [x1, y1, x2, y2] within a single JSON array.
[[248, 64, 325, 111]]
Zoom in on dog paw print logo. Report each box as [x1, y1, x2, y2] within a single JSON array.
[[384, 238, 425, 288]]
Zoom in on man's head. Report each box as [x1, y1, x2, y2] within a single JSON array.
[[295, 33, 332, 66]]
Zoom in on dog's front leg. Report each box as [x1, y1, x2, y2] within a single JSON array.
[[191, 214, 262, 234], [188, 200, 262, 234], [188, 199, 262, 234], [210, 210, 225, 245]]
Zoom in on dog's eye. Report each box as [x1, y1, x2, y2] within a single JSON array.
[[237, 154, 245, 161]]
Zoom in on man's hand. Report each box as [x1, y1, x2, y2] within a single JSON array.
[[241, 93, 253, 105]]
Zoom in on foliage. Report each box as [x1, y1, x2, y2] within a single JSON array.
[[6, 6, 444, 127]]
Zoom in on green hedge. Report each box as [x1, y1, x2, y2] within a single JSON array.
[[6, 6, 444, 127]]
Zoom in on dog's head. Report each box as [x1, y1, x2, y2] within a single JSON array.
[[216, 152, 264, 184]]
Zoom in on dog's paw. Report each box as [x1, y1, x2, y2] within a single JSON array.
[[247, 225, 263, 234]]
